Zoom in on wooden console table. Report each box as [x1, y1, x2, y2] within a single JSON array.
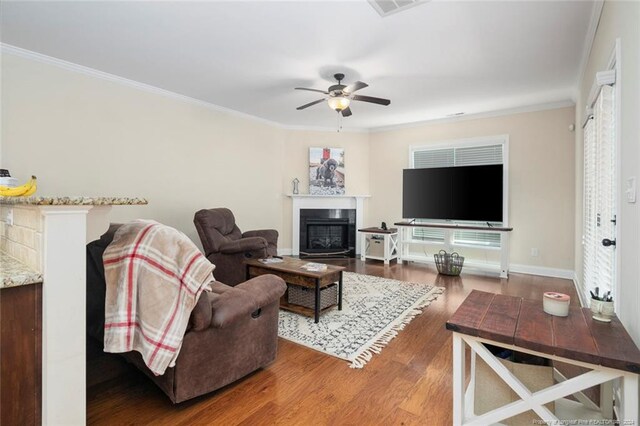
[[395, 221, 513, 278], [446, 290, 640, 425]]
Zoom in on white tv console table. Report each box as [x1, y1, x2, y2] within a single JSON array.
[[394, 221, 513, 278]]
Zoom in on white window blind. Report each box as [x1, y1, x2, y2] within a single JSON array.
[[413, 148, 454, 168], [410, 142, 504, 247], [582, 84, 616, 304], [582, 116, 597, 304], [454, 145, 503, 166], [412, 144, 503, 168], [453, 230, 500, 247]]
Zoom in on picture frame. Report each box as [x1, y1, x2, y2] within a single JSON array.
[[309, 147, 345, 195]]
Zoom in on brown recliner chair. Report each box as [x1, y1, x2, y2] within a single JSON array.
[[194, 208, 278, 286], [86, 225, 286, 403]]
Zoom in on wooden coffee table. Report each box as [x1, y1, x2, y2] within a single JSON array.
[[244, 257, 345, 323]]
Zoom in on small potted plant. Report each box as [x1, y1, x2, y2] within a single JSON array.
[[590, 287, 614, 322]]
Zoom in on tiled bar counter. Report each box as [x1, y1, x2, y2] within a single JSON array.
[[0, 197, 146, 425]]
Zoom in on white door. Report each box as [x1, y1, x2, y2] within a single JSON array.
[[583, 84, 617, 303]]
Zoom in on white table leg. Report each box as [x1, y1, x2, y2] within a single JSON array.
[[468, 347, 476, 416], [453, 333, 466, 426], [392, 233, 398, 262], [401, 227, 409, 262], [621, 373, 639, 424], [383, 234, 390, 264], [500, 233, 510, 278], [600, 380, 613, 419], [360, 233, 366, 261]]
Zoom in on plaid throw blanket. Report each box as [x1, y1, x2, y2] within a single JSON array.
[[103, 220, 214, 376]]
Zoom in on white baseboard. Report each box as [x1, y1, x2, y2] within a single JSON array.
[[273, 251, 575, 280], [509, 264, 575, 280]]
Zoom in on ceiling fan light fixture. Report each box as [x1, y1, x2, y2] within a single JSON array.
[[327, 96, 350, 111], [295, 74, 389, 115]]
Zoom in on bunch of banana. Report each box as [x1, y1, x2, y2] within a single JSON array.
[[0, 175, 37, 197]]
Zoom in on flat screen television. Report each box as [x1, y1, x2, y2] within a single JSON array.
[[402, 165, 503, 222]]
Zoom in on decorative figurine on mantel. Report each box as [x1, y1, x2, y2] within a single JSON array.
[[292, 178, 300, 195]]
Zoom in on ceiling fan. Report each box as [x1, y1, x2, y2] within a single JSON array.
[[295, 73, 391, 117]]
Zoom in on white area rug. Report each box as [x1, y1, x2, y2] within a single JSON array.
[[277, 272, 444, 368]]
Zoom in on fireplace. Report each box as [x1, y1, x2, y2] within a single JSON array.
[[289, 194, 368, 256], [299, 209, 356, 258]]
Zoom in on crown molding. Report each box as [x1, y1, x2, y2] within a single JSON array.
[[1, 43, 576, 135], [370, 99, 576, 133], [1, 43, 373, 134], [0, 43, 288, 130], [572, 0, 604, 101]]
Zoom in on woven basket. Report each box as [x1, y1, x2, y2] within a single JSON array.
[[287, 284, 338, 310], [434, 250, 465, 276]]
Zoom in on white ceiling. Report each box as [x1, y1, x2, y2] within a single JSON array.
[[1, 1, 595, 130]]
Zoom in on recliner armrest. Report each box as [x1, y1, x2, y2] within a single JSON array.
[[188, 290, 213, 331], [219, 237, 267, 254], [208, 275, 286, 328], [242, 229, 278, 245]]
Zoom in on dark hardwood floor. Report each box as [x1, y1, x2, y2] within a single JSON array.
[[86, 259, 578, 425]]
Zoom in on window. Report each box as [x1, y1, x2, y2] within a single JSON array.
[[409, 137, 507, 248]]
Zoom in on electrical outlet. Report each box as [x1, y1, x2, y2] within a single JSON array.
[[530, 248, 539, 257], [626, 177, 636, 203]]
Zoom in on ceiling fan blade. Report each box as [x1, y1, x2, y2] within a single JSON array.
[[352, 94, 391, 106], [341, 107, 352, 117], [296, 98, 326, 110], [343, 81, 368, 94], [295, 87, 329, 94]]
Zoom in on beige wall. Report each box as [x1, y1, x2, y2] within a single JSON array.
[[3, 51, 576, 273], [0, 53, 373, 251], [574, 1, 640, 343], [369, 107, 576, 271], [1, 53, 288, 246]]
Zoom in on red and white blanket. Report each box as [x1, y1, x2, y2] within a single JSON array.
[[103, 220, 214, 376]]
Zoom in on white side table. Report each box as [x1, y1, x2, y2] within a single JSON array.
[[358, 227, 398, 265]]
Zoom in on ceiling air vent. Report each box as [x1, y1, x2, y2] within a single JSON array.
[[368, 0, 429, 17]]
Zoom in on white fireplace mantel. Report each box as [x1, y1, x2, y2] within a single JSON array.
[[287, 194, 370, 256]]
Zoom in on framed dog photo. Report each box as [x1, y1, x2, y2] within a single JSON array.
[[309, 147, 345, 195]]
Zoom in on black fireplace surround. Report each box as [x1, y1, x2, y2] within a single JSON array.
[[299, 209, 356, 258]]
